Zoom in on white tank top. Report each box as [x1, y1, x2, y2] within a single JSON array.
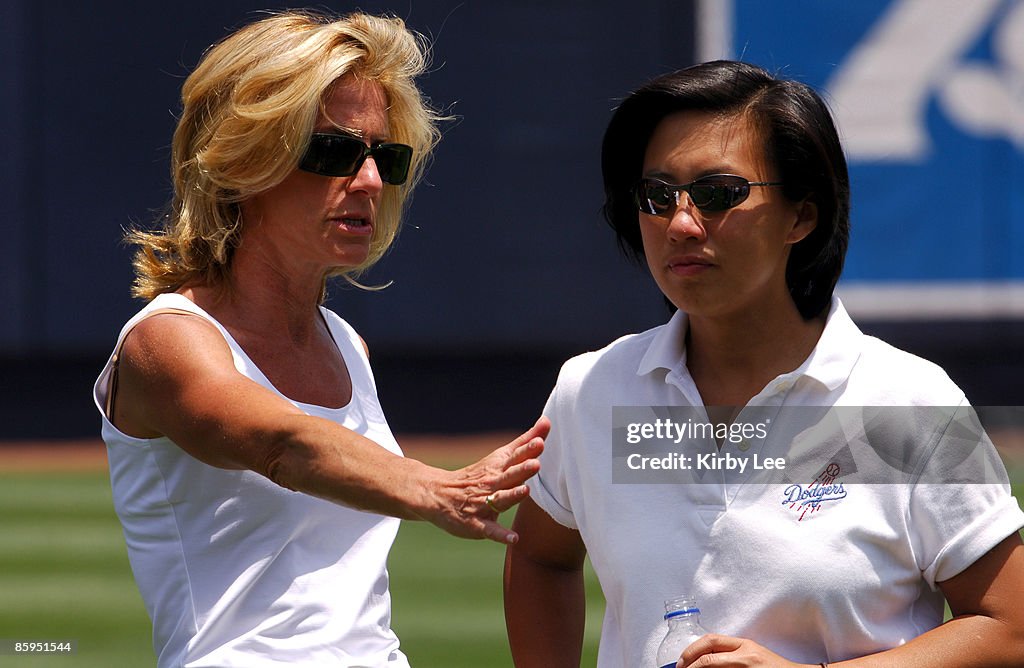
[[93, 293, 410, 667]]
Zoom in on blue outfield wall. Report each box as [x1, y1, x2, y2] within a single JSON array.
[[692, 0, 1024, 418], [0, 1, 691, 437], [707, 0, 1024, 299], [2, 1, 1022, 438], [0, 0, 692, 357]]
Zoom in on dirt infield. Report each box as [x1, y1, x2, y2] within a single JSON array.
[[2, 429, 1021, 473], [0, 439, 110, 472], [0, 433, 513, 472]]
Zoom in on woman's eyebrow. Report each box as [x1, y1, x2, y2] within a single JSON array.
[[314, 123, 361, 135], [313, 125, 391, 144]]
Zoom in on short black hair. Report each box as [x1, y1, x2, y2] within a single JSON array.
[[601, 60, 850, 320]]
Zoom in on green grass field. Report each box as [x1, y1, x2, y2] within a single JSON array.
[[0, 472, 154, 667], [0, 468, 604, 667], [1, 463, 1021, 667]]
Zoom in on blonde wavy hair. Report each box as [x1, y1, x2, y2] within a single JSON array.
[[128, 10, 441, 300]]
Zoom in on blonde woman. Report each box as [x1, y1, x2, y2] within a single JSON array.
[[92, 11, 547, 667]]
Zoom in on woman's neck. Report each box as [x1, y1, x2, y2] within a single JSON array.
[[685, 301, 826, 407], [181, 257, 327, 348]]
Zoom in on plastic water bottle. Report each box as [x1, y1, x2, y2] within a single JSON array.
[[656, 596, 708, 668]]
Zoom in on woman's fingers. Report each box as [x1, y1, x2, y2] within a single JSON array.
[[680, 634, 743, 666], [463, 419, 547, 501], [495, 452, 542, 487], [506, 436, 545, 467], [678, 635, 797, 668], [427, 417, 549, 544], [471, 485, 532, 544], [494, 417, 550, 463], [481, 517, 520, 544], [512, 416, 552, 447], [483, 484, 531, 514], [480, 484, 534, 544], [447, 496, 527, 545], [486, 416, 549, 482]]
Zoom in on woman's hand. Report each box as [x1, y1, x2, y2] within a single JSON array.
[[420, 416, 550, 544], [678, 635, 811, 668]]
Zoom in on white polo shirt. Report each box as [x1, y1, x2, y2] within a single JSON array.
[[528, 299, 1024, 667]]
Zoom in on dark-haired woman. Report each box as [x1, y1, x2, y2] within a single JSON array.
[[504, 61, 1024, 668]]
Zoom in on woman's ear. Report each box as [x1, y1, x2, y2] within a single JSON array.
[[786, 198, 818, 245]]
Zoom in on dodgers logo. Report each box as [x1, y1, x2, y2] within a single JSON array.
[[782, 463, 847, 521]]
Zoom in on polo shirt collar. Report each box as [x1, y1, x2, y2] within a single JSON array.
[[636, 309, 689, 377], [634, 298, 863, 392], [796, 297, 863, 391]]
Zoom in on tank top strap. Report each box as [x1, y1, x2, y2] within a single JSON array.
[[318, 306, 379, 395]]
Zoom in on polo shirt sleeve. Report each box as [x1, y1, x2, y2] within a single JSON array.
[[909, 403, 1024, 587], [527, 366, 581, 531]]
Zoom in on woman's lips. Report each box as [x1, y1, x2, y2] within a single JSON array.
[[667, 255, 713, 276], [333, 217, 373, 236]]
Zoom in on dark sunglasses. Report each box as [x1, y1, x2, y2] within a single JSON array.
[[298, 133, 413, 185], [634, 174, 784, 216]]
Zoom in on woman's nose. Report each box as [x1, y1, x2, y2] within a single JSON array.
[[347, 155, 385, 195], [666, 196, 707, 243]]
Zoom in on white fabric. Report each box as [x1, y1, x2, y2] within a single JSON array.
[[529, 298, 1024, 667], [93, 293, 409, 668]]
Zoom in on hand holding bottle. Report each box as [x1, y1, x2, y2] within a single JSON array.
[[675, 634, 814, 667], [656, 598, 812, 668]]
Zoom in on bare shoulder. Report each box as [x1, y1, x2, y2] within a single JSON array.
[[119, 311, 233, 381], [112, 306, 308, 466], [112, 311, 237, 439]]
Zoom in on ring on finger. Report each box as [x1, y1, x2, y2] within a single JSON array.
[[485, 493, 500, 513]]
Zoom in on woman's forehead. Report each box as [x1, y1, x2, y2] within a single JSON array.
[[318, 76, 390, 139], [644, 111, 768, 174]]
